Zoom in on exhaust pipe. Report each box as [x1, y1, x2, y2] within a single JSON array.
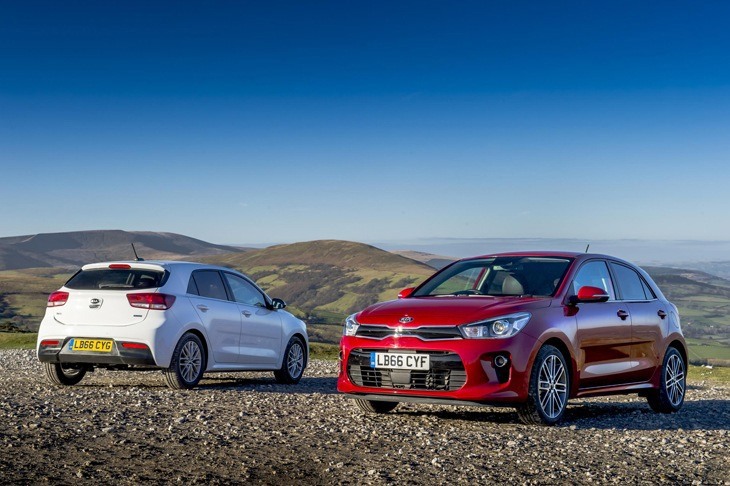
[[494, 355, 509, 368]]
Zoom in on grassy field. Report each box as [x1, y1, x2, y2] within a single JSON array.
[[0, 268, 71, 330], [0, 332, 37, 349], [689, 364, 730, 383]]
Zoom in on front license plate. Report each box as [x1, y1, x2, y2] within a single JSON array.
[[370, 352, 430, 370], [69, 338, 113, 353]]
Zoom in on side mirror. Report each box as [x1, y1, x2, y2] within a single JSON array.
[[398, 287, 415, 299], [271, 298, 287, 310], [569, 286, 610, 305]]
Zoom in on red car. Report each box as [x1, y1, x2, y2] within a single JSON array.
[[337, 252, 687, 425]]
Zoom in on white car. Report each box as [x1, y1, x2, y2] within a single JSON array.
[[36, 261, 308, 389]]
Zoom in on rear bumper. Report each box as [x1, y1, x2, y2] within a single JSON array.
[[337, 333, 541, 404], [38, 338, 156, 367]]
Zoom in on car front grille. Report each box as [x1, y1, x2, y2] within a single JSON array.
[[347, 349, 466, 391], [355, 325, 463, 340]]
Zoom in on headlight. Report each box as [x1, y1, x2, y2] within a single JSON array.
[[344, 314, 359, 336], [460, 312, 531, 339]]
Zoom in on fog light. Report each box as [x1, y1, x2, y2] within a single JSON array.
[[494, 355, 509, 368]]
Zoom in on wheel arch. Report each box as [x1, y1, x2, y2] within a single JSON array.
[[291, 332, 308, 363], [182, 328, 210, 371], [667, 339, 688, 366], [541, 336, 576, 396]]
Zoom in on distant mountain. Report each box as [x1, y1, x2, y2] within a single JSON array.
[[644, 266, 730, 289], [0, 230, 244, 271], [675, 262, 730, 282], [375, 238, 730, 266], [390, 250, 456, 270]]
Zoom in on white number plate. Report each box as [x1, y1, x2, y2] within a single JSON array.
[[370, 352, 430, 370]]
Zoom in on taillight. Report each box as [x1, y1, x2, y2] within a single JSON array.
[[47, 291, 69, 307], [40, 339, 61, 348], [126, 293, 175, 310]]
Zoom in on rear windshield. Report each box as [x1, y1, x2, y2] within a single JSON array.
[[65, 269, 167, 290]]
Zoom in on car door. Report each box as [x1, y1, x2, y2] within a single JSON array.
[[571, 260, 634, 388], [222, 272, 282, 366], [187, 270, 242, 364], [609, 262, 663, 383]]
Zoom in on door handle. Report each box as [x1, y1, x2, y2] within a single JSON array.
[[242, 310, 252, 318], [196, 304, 209, 312], [657, 310, 667, 319], [617, 309, 629, 320]]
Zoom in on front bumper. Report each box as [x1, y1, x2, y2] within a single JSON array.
[[38, 337, 156, 367], [337, 332, 541, 404]]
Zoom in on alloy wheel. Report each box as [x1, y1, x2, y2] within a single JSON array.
[[538, 354, 568, 419], [287, 342, 304, 379], [665, 353, 685, 407], [179, 340, 202, 383]]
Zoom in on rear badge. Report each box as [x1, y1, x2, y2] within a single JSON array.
[[399, 316, 414, 324], [89, 298, 103, 309]]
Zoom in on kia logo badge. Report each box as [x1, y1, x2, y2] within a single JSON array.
[[89, 298, 102, 309], [399, 316, 414, 324]]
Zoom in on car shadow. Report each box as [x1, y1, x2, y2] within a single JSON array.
[[395, 399, 730, 431], [197, 375, 339, 394]]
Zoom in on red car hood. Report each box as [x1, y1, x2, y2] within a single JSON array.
[[356, 296, 552, 326]]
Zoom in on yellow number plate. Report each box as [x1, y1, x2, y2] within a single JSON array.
[[70, 339, 113, 353]]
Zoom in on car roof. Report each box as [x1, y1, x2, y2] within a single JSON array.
[[461, 251, 627, 262], [463, 251, 582, 260], [80, 260, 237, 273]]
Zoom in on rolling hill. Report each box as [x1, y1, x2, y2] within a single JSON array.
[[203, 240, 435, 340], [0, 230, 244, 271]]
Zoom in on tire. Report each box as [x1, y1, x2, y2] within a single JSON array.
[[353, 398, 399, 414], [647, 347, 686, 413], [274, 336, 307, 384], [163, 333, 206, 390], [516, 344, 570, 425], [43, 362, 86, 386]]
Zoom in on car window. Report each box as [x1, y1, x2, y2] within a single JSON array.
[[66, 269, 165, 290], [191, 270, 228, 301], [610, 262, 650, 301], [641, 278, 656, 299], [572, 261, 615, 300], [223, 273, 267, 307], [428, 266, 484, 295]]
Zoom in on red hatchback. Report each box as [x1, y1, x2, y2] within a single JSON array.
[[337, 252, 687, 425]]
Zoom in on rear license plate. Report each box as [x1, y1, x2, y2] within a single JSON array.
[[69, 338, 113, 353], [370, 352, 430, 370]]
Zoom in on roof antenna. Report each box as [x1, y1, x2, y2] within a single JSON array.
[[584, 244, 590, 253], [131, 243, 144, 261]]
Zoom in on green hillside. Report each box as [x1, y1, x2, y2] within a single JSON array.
[[0, 268, 72, 330], [643, 269, 730, 363], [204, 240, 435, 340]]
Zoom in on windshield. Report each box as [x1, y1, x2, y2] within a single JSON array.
[[66, 269, 167, 290], [413, 257, 573, 297]]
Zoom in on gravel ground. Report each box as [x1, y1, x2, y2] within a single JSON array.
[[1, 350, 728, 485]]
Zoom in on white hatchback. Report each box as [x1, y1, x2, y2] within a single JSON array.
[[37, 261, 308, 389]]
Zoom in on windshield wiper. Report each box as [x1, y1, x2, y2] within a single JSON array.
[[98, 284, 134, 289]]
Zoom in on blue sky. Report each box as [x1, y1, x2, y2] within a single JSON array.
[[2, 1, 729, 245]]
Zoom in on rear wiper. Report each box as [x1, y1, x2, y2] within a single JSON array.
[[98, 284, 134, 289]]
